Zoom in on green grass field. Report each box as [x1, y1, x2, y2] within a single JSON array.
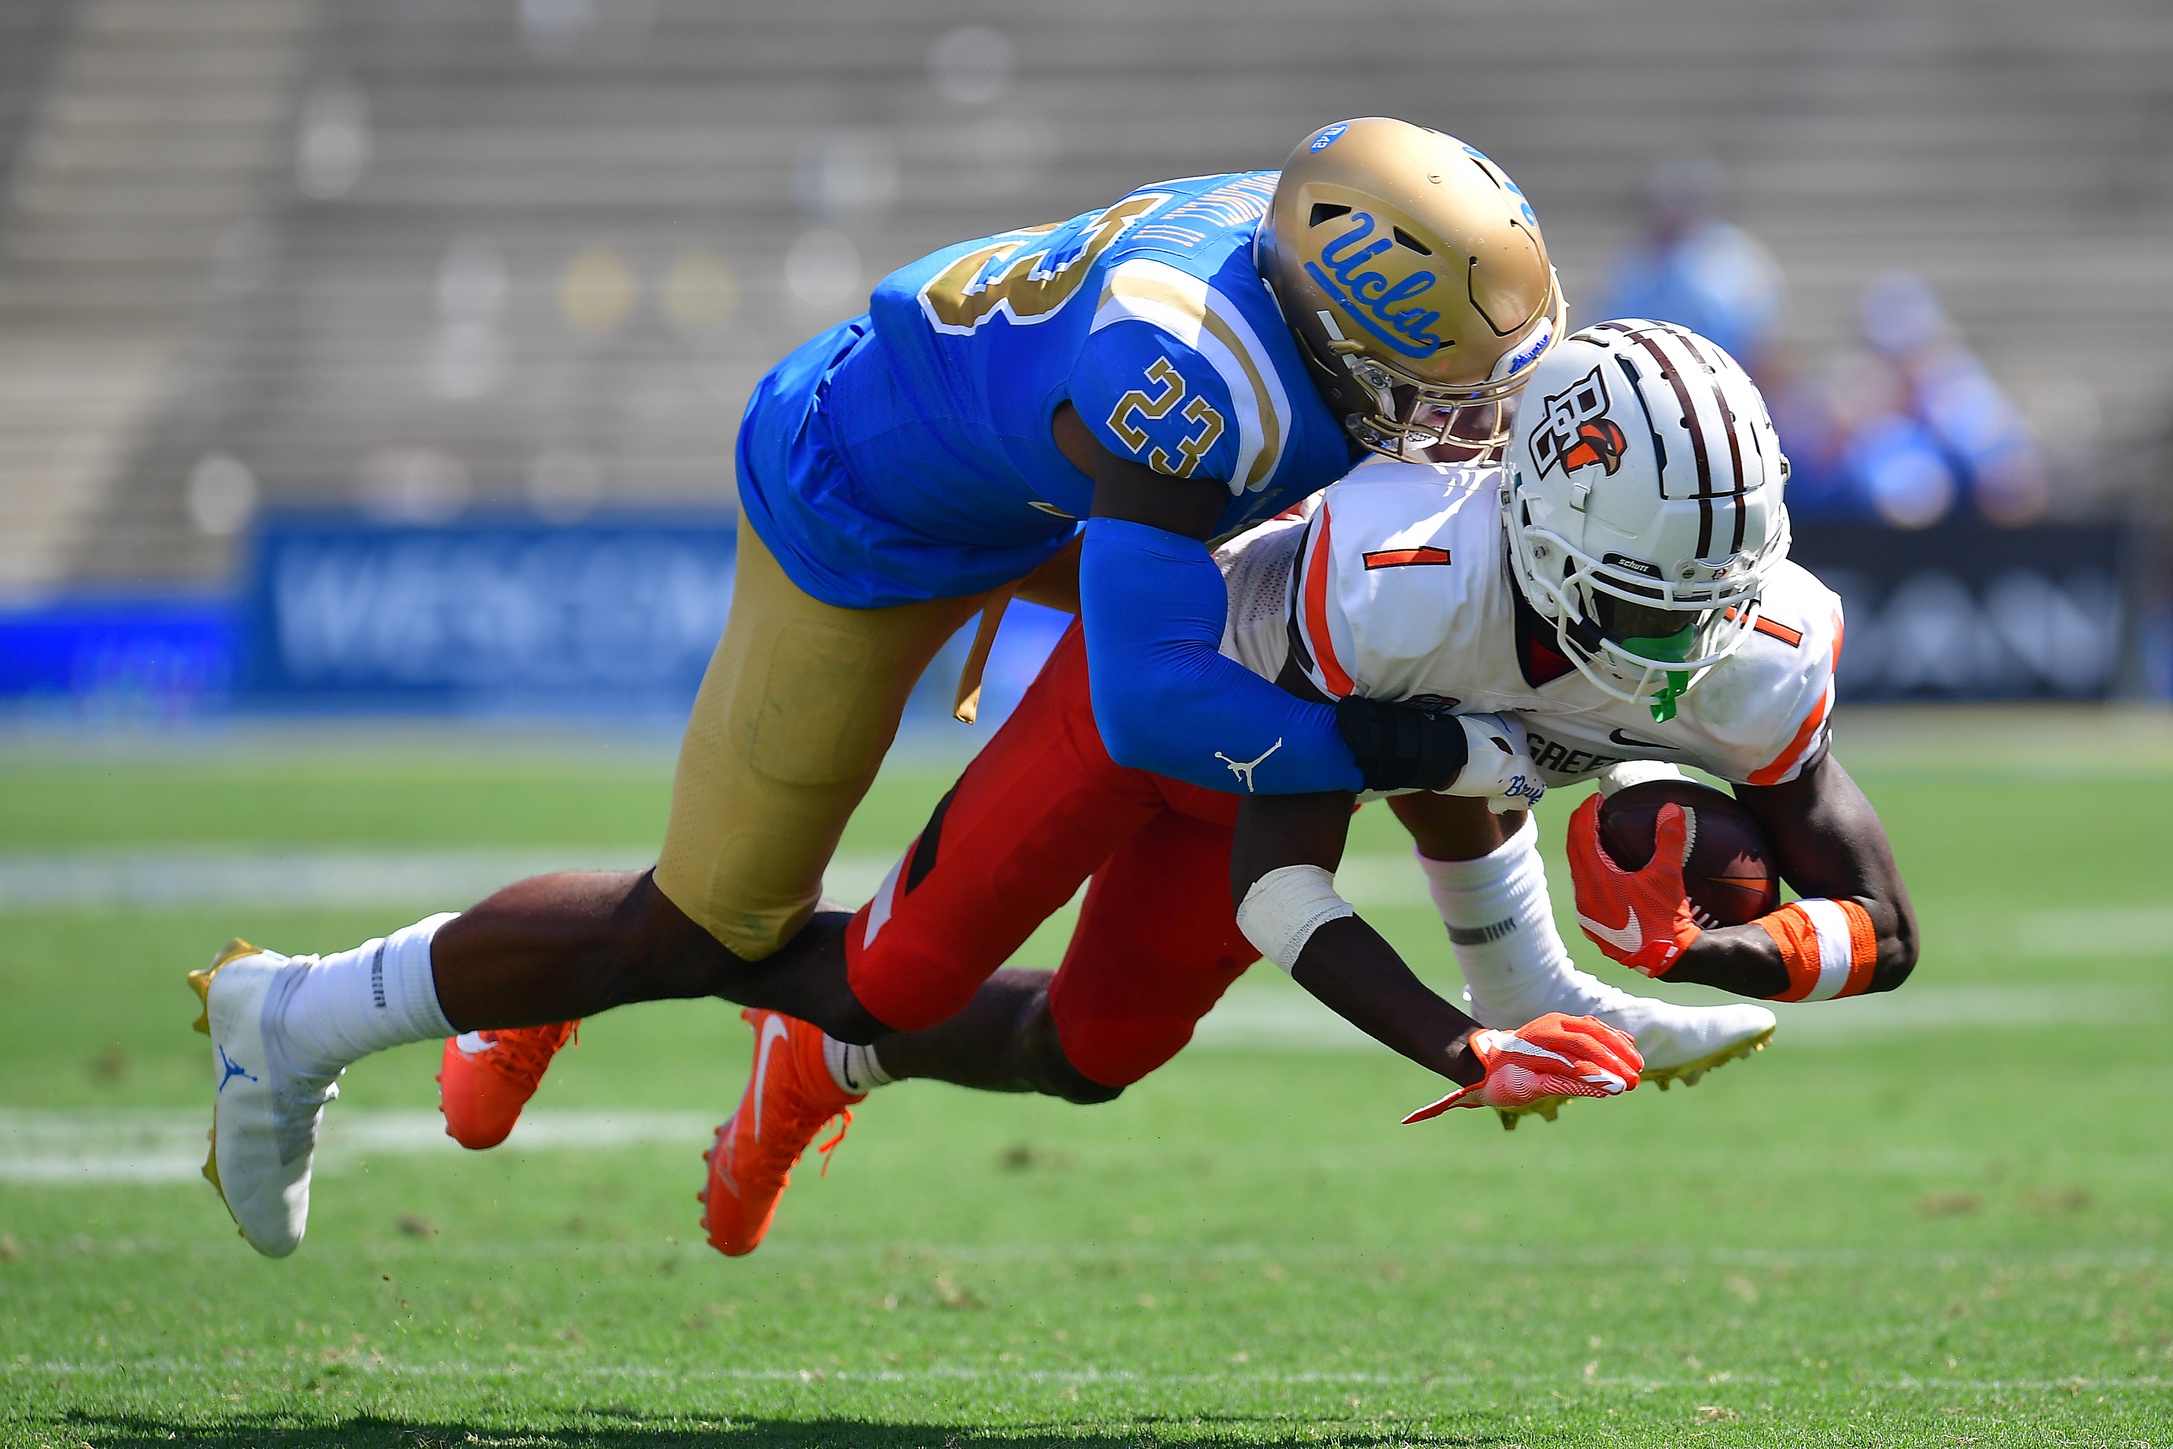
[[2, 713, 2170, 1447]]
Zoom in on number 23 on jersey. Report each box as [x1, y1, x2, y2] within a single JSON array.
[[1106, 356, 1227, 478]]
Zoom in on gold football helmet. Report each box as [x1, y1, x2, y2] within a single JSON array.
[[1259, 118, 1564, 458]]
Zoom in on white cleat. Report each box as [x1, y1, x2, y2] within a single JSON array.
[[1469, 974, 1776, 1090], [1577, 994, 1774, 1089], [188, 939, 337, 1258]]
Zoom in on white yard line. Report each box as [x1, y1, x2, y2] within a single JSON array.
[[8, 847, 2170, 974], [5, 846, 2168, 967], [0, 849, 1407, 911], [2013, 905, 2173, 958], [0, 849, 899, 912], [0, 976, 2155, 1187], [1193, 982, 2161, 1052], [1769, 982, 2159, 1041], [0, 1109, 712, 1185]]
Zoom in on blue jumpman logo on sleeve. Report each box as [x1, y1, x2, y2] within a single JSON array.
[[217, 1045, 258, 1093]]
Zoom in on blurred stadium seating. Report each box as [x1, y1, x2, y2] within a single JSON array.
[[0, 0, 2168, 701]]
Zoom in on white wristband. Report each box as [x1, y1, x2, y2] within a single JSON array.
[[1236, 864, 1357, 974]]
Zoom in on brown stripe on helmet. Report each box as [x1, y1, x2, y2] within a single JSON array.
[[1729, 384, 1764, 556], [1668, 330, 1755, 556], [1586, 320, 1673, 495], [1606, 351, 1668, 475], [1622, 325, 1716, 556], [1673, 329, 1752, 553]]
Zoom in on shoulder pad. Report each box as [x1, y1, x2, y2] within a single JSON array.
[[1688, 561, 1845, 785], [1290, 465, 1500, 700], [1073, 259, 1295, 493]]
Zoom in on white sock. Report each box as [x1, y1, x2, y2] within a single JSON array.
[[822, 1034, 893, 1096], [1416, 816, 1600, 1028], [271, 913, 458, 1080], [1418, 819, 1783, 1072]]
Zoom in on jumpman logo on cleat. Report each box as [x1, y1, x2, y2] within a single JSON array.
[[217, 1046, 258, 1094], [1214, 738, 1284, 793]]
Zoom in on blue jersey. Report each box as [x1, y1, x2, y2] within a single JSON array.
[[737, 172, 1354, 607]]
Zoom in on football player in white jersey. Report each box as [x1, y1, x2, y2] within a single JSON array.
[[644, 319, 1920, 1254], [1223, 318, 1916, 1067]]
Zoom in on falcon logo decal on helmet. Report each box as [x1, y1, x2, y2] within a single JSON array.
[[1531, 365, 1629, 479]]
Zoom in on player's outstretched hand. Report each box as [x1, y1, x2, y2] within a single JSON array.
[[1565, 793, 1703, 976], [1402, 1012, 1643, 1124]]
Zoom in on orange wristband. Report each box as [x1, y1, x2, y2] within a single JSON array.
[[1754, 899, 1877, 1002]]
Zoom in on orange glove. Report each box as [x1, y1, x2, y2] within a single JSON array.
[[1565, 793, 1703, 977], [1402, 1012, 1643, 1124]]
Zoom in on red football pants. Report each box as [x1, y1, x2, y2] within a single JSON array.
[[844, 622, 1258, 1087]]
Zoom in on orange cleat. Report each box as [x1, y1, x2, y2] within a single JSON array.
[[436, 1022, 578, 1149], [699, 1009, 862, 1257]]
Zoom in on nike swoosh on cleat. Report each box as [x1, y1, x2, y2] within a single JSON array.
[[710, 1121, 742, 1197], [1576, 905, 1644, 954], [453, 1031, 494, 1056], [750, 1015, 790, 1146], [1609, 728, 1676, 749]]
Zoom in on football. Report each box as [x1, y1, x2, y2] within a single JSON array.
[[1597, 779, 1781, 928]]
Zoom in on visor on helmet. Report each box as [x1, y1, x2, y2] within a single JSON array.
[[1509, 497, 1788, 721], [1332, 287, 1562, 459], [1588, 595, 1713, 722]]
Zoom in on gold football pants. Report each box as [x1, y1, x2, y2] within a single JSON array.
[[655, 523, 1078, 960]]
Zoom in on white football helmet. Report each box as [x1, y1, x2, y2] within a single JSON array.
[[1502, 320, 1790, 720]]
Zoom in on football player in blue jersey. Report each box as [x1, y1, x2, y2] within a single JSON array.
[[188, 118, 1567, 1258]]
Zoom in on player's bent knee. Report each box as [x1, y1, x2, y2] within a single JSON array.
[[1034, 1035, 1126, 1106], [608, 875, 748, 999], [846, 947, 984, 1036], [1019, 1000, 1128, 1104], [1053, 1074, 1125, 1106], [1047, 1017, 1192, 1096]]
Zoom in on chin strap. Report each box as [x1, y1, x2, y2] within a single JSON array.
[[1648, 672, 1689, 722], [1621, 623, 1698, 722]]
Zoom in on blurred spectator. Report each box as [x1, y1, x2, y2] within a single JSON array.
[[1782, 273, 2050, 528], [1597, 156, 1786, 377]]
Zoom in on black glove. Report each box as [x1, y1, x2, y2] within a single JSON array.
[[1333, 695, 1471, 793]]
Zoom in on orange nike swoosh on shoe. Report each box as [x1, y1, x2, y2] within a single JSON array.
[[699, 1009, 864, 1258]]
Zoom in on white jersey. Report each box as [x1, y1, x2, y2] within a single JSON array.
[[1215, 456, 1842, 788]]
